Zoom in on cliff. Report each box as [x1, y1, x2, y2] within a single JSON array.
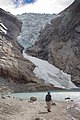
[[0, 8, 35, 83], [26, 0, 80, 87], [0, 8, 56, 92]]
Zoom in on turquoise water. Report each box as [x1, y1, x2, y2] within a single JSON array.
[[6, 91, 80, 101]]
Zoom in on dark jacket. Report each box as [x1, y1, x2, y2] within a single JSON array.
[[45, 94, 52, 102]]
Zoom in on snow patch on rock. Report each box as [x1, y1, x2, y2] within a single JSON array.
[[0, 22, 7, 34]]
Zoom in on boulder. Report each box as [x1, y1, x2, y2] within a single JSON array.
[[52, 102, 56, 106], [35, 117, 46, 120], [65, 97, 70, 100], [30, 97, 37, 101]]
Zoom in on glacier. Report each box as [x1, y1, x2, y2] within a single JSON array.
[[23, 50, 77, 89]]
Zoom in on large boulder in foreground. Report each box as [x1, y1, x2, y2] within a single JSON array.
[[26, 0, 80, 87]]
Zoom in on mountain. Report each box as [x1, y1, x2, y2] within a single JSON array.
[[0, 8, 34, 89], [26, 0, 80, 87], [16, 13, 56, 48], [0, 8, 58, 92], [17, 13, 77, 89]]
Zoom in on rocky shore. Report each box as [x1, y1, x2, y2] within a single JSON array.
[[0, 96, 79, 120], [67, 102, 80, 120]]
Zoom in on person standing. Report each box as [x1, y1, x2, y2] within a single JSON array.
[[45, 92, 52, 112]]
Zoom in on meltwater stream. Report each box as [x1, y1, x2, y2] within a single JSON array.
[[6, 91, 80, 101]]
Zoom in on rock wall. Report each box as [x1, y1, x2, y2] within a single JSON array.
[[0, 8, 56, 92], [26, 0, 80, 87], [0, 8, 38, 84]]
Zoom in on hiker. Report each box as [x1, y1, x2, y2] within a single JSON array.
[[45, 92, 52, 112]]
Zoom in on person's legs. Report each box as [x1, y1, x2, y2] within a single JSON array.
[[46, 101, 51, 112]]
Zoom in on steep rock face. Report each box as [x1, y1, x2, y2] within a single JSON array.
[[0, 8, 56, 92], [26, 0, 80, 86], [0, 8, 39, 84]]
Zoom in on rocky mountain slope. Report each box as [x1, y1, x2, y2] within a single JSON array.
[[0, 8, 35, 83], [16, 13, 56, 48], [26, 0, 80, 87], [0, 8, 56, 92], [15, 12, 77, 90]]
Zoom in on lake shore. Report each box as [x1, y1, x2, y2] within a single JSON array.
[[0, 96, 79, 120]]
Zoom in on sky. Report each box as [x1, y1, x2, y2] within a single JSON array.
[[0, 0, 74, 15]]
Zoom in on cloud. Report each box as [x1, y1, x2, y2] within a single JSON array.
[[56, 0, 74, 6], [0, 0, 74, 15], [0, 0, 15, 10]]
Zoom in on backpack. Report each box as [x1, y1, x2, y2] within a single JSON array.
[[45, 94, 51, 101]]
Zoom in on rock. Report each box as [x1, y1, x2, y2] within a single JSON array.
[[30, 97, 37, 101], [65, 97, 70, 100], [0, 8, 61, 92], [26, 0, 80, 87], [19, 98, 24, 101], [1, 96, 6, 99], [0, 8, 54, 92], [52, 102, 56, 106], [35, 118, 40, 120], [75, 26, 80, 33], [35, 117, 46, 120], [7, 96, 11, 98], [0, 9, 43, 84]]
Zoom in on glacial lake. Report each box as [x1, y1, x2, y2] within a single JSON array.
[[5, 91, 80, 101]]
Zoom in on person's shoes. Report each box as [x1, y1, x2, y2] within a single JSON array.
[[47, 109, 51, 112]]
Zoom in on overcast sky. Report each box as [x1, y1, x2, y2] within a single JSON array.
[[0, 0, 74, 15]]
